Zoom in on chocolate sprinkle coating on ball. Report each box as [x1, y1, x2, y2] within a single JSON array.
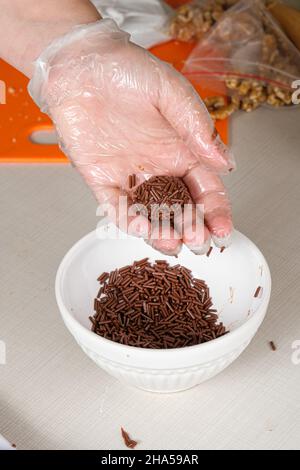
[[131, 175, 192, 224]]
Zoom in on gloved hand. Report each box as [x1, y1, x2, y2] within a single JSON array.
[[29, 19, 235, 256]]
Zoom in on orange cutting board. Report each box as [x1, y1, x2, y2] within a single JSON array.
[[0, 65, 62, 163], [0, 0, 228, 163]]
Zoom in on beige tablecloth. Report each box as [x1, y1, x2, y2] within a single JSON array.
[[0, 106, 300, 450]]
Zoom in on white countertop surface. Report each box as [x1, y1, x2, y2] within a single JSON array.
[[0, 106, 300, 450]]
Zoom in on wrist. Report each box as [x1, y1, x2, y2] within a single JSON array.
[[0, 0, 101, 77], [28, 19, 128, 110]]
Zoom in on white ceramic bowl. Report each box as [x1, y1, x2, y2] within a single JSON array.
[[55, 230, 271, 393]]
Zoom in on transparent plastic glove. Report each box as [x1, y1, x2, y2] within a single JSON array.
[[28, 19, 235, 256]]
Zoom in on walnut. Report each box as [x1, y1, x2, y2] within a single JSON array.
[[225, 77, 240, 89], [204, 94, 239, 120], [249, 87, 267, 104], [272, 86, 293, 105], [177, 6, 194, 23], [237, 80, 252, 96], [266, 93, 285, 107], [240, 97, 260, 112], [209, 102, 238, 120], [204, 95, 226, 109]]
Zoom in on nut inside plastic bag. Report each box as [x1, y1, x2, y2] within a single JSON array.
[[168, 0, 239, 42], [182, 0, 300, 119]]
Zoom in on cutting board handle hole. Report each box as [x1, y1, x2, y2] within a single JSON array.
[[29, 129, 58, 145]]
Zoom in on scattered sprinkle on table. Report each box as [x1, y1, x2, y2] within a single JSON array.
[[121, 428, 138, 449]]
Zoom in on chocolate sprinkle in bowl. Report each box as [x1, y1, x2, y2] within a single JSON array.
[[55, 230, 271, 393]]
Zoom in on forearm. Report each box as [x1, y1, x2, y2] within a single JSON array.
[[0, 0, 101, 77]]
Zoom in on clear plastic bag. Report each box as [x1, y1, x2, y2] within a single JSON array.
[[91, 0, 171, 48], [182, 0, 300, 119]]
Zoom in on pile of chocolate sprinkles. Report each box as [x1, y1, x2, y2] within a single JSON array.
[[90, 258, 227, 349], [130, 175, 191, 224]]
